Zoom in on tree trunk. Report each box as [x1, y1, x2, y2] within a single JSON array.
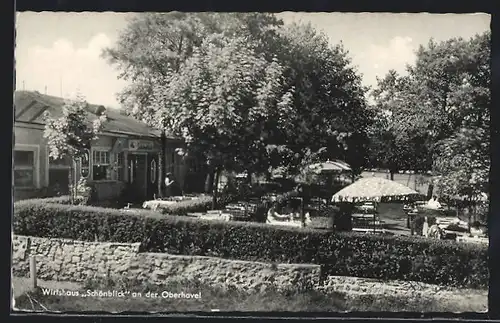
[[212, 168, 220, 210], [265, 170, 272, 182], [68, 162, 74, 204], [389, 171, 395, 181], [159, 131, 166, 198], [73, 160, 78, 202], [300, 197, 305, 227], [205, 172, 214, 194], [427, 183, 434, 200], [69, 159, 78, 204], [467, 197, 473, 229]]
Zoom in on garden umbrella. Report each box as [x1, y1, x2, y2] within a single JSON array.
[[307, 160, 352, 174], [331, 177, 421, 203]]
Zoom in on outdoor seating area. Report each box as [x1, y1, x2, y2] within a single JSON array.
[[111, 168, 485, 243], [402, 199, 488, 244], [351, 202, 387, 234], [87, 168, 488, 246]]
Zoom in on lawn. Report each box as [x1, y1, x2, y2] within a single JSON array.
[[12, 277, 479, 313]]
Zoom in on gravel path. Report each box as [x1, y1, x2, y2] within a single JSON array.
[[11, 276, 82, 299], [317, 275, 487, 312], [11, 275, 487, 313]]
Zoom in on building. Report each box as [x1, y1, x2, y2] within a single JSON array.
[[13, 90, 189, 201]]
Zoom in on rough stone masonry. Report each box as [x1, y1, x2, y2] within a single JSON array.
[[11, 235, 321, 292]]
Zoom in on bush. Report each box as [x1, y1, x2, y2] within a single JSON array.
[[19, 195, 86, 205], [13, 200, 488, 288], [151, 193, 238, 215], [155, 195, 213, 215]]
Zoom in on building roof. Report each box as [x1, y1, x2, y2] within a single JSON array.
[[14, 91, 177, 139]]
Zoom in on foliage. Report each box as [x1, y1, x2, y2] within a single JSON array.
[[14, 200, 488, 288], [102, 13, 284, 121], [69, 178, 96, 205], [17, 195, 79, 205], [369, 32, 490, 205], [150, 34, 295, 175], [152, 195, 213, 215], [43, 94, 106, 160], [43, 94, 107, 203], [274, 23, 373, 176], [103, 13, 372, 180]]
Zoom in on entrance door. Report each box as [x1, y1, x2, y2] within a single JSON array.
[[128, 153, 148, 201], [146, 153, 159, 200]]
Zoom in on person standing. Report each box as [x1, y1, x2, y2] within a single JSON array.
[[164, 173, 181, 197]]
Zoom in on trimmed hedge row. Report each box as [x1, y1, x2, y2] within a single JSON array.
[[155, 193, 240, 215], [13, 200, 488, 288], [19, 195, 84, 205], [153, 195, 213, 215]]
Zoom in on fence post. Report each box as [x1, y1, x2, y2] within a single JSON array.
[[29, 255, 37, 289]]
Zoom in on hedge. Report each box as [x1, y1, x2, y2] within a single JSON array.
[[27, 193, 236, 216], [154, 193, 240, 215], [152, 195, 213, 215], [18, 195, 84, 205], [13, 200, 488, 288]]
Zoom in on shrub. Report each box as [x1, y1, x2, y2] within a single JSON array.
[[155, 196, 213, 215], [148, 193, 238, 215], [69, 178, 97, 205], [13, 200, 488, 288], [19, 195, 85, 205]]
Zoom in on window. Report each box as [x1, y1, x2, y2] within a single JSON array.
[[92, 150, 111, 181], [113, 152, 124, 181], [80, 149, 90, 178], [14, 150, 35, 188]]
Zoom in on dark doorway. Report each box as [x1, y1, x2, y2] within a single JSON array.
[[48, 169, 70, 195], [128, 153, 148, 201]]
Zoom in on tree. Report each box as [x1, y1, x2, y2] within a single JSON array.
[[273, 22, 372, 177], [102, 12, 284, 121], [43, 94, 107, 203], [103, 12, 286, 197], [150, 34, 295, 207], [104, 13, 373, 199], [368, 71, 433, 178], [370, 31, 490, 218]]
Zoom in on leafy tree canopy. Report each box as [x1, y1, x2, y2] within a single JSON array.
[[103, 13, 371, 178], [369, 31, 490, 200]]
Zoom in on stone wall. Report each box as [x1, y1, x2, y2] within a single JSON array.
[[12, 235, 321, 292]]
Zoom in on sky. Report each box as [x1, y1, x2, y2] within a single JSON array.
[[15, 12, 490, 109]]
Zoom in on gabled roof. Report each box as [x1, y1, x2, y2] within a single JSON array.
[[14, 91, 176, 139]]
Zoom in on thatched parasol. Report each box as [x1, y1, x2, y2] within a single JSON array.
[[332, 177, 421, 203]]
